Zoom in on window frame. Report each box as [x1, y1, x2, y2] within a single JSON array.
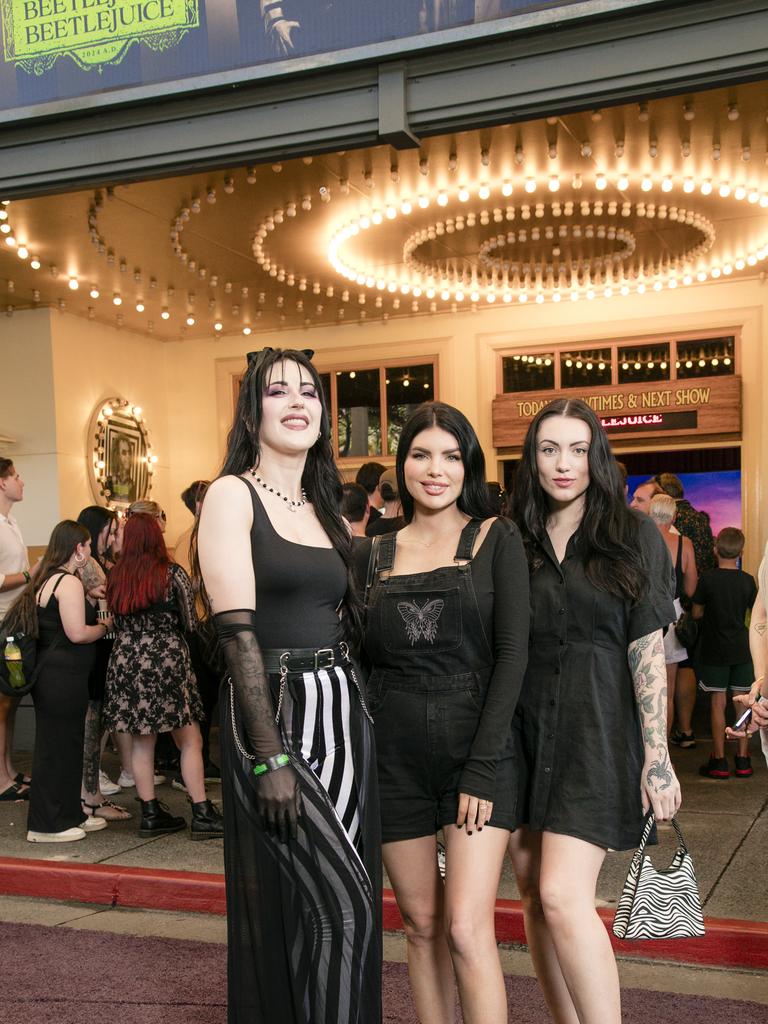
[[497, 328, 740, 395]]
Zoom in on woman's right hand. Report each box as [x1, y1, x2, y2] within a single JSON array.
[[254, 763, 301, 843], [727, 681, 768, 737], [100, 615, 114, 633]]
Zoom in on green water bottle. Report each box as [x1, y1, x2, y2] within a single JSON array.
[[3, 637, 25, 689]]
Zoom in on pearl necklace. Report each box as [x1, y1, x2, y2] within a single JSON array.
[[249, 469, 307, 511]]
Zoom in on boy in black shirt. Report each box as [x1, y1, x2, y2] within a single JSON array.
[[693, 527, 758, 778]]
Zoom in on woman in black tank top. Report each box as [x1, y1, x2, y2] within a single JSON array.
[[197, 348, 381, 1024]]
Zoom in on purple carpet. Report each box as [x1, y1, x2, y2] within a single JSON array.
[[3, 921, 765, 1023]]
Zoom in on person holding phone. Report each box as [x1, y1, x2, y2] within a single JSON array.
[[360, 401, 529, 1024], [508, 398, 679, 1024], [727, 539, 768, 766]]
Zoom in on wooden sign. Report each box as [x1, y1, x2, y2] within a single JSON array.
[[493, 375, 742, 450]]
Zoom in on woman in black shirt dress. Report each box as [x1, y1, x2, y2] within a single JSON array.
[[508, 398, 679, 1024], [362, 402, 529, 1024]]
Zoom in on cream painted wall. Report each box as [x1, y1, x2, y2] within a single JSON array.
[[1, 308, 59, 545], [49, 311, 172, 535], [163, 276, 768, 571]]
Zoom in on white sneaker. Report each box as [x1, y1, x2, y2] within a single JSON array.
[[99, 770, 121, 796], [117, 771, 166, 788], [171, 778, 188, 793], [80, 816, 108, 832], [27, 827, 86, 843]]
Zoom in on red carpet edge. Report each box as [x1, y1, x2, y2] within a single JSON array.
[[1, 856, 766, 970]]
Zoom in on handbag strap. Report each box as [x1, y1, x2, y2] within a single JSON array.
[[31, 572, 71, 684], [637, 812, 689, 855]]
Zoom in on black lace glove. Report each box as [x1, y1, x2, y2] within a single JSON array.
[[214, 609, 300, 843]]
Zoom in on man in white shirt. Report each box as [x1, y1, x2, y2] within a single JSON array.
[[0, 458, 32, 800]]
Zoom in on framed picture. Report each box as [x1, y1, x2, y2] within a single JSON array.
[[89, 398, 156, 509]]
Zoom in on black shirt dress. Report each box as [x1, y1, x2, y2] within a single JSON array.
[[515, 512, 675, 851]]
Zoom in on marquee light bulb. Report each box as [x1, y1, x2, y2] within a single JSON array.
[[478, 183, 491, 200], [718, 182, 731, 197], [437, 191, 448, 206], [30, 257, 41, 269], [524, 177, 536, 194], [112, 293, 122, 305], [617, 174, 629, 191], [683, 177, 695, 193], [734, 185, 747, 200], [17, 246, 28, 259], [595, 173, 607, 191], [89, 286, 99, 298], [661, 176, 673, 192], [501, 180, 513, 197], [641, 175, 653, 192], [242, 326, 251, 335], [548, 175, 560, 192], [135, 301, 145, 312], [458, 186, 470, 202], [400, 200, 412, 215], [418, 195, 429, 209], [161, 308, 170, 320], [68, 277, 79, 290], [186, 315, 196, 326], [214, 321, 223, 331]]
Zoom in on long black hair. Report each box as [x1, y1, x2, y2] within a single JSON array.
[[2, 520, 90, 638], [513, 398, 646, 601], [194, 347, 362, 640], [77, 505, 117, 571], [396, 401, 495, 524]]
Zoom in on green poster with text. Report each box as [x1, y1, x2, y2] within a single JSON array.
[[2, 0, 199, 73]]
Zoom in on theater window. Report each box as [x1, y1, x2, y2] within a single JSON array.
[[618, 343, 672, 384], [331, 362, 436, 461]]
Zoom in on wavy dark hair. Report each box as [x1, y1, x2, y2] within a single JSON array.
[[396, 402, 495, 524], [193, 347, 361, 640], [77, 505, 117, 571], [2, 520, 90, 638], [513, 398, 646, 601]]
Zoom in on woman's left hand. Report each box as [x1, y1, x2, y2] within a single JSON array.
[[456, 793, 493, 834], [641, 746, 681, 821]]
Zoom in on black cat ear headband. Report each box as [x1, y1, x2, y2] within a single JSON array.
[[246, 347, 315, 372]]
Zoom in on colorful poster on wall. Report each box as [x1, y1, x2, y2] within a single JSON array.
[[0, 1, 639, 115]]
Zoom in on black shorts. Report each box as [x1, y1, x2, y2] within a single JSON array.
[[368, 673, 518, 843]]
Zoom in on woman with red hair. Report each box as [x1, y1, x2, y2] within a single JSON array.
[[103, 512, 222, 840]]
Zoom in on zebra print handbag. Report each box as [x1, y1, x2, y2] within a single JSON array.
[[612, 813, 705, 940]]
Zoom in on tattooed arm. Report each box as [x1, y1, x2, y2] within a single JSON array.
[[729, 592, 768, 737], [628, 629, 682, 820]]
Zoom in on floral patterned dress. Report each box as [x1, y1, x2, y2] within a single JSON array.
[[103, 563, 204, 734]]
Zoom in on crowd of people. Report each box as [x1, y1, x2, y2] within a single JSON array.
[[0, 459, 223, 842], [2, 349, 767, 1024]]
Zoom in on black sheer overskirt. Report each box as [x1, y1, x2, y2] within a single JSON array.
[[221, 665, 382, 1024]]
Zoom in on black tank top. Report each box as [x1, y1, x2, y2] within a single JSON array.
[[673, 535, 685, 601], [239, 477, 347, 649]]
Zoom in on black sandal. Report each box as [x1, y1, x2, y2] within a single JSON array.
[[81, 798, 132, 821], [14, 772, 31, 787], [0, 780, 30, 801]]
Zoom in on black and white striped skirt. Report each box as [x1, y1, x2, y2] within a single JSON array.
[[221, 663, 381, 1024]]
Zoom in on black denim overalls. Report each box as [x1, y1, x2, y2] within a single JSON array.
[[363, 520, 517, 842]]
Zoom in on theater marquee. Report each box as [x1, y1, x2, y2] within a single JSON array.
[[492, 375, 742, 450]]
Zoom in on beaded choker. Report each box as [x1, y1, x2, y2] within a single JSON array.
[[249, 469, 307, 511]]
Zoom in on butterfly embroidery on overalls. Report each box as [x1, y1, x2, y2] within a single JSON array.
[[397, 599, 445, 645]]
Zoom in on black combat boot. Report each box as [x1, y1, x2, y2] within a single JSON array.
[[138, 798, 186, 838], [190, 799, 225, 841]]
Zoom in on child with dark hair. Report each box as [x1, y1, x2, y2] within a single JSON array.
[[693, 527, 758, 779]]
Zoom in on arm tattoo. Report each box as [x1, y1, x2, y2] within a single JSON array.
[[628, 629, 672, 790], [753, 621, 767, 637]]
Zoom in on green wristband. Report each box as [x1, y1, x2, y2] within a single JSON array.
[[253, 752, 290, 777]]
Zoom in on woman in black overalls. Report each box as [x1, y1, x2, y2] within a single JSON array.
[[361, 401, 529, 1024]]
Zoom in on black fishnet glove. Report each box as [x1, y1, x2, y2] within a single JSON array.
[[214, 609, 300, 842]]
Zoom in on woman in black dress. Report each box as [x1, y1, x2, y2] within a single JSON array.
[[103, 513, 223, 840], [508, 399, 680, 1024], [197, 347, 381, 1024], [361, 402, 529, 1024], [3, 520, 112, 843]]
